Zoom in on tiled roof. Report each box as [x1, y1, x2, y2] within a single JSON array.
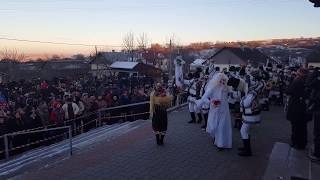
[[306, 47, 320, 63], [210, 47, 275, 65]]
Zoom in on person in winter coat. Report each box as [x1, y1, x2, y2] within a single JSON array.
[[96, 96, 107, 109], [62, 97, 80, 121], [37, 100, 50, 127], [49, 101, 65, 143], [75, 97, 85, 116], [0, 106, 8, 136], [286, 68, 309, 150], [25, 106, 42, 148], [62, 97, 80, 134], [50, 101, 65, 126], [75, 96, 85, 134], [119, 90, 131, 105], [104, 92, 113, 107]]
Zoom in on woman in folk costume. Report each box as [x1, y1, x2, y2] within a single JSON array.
[[196, 73, 232, 150], [149, 83, 173, 145]]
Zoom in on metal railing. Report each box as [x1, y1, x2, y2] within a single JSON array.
[[1, 126, 72, 160], [0, 92, 188, 161]]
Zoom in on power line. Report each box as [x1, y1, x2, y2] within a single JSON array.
[[0, 36, 123, 47]]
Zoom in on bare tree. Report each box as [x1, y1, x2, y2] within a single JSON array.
[[0, 48, 26, 80], [123, 32, 135, 61], [51, 54, 61, 60], [0, 48, 26, 62], [137, 33, 149, 51], [43, 54, 51, 61], [72, 54, 86, 60]]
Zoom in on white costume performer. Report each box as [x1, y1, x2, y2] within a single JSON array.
[[207, 61, 216, 80], [196, 73, 232, 150], [238, 71, 264, 156], [184, 75, 202, 123], [176, 57, 203, 123], [199, 75, 210, 129], [174, 57, 185, 89], [227, 69, 248, 129]]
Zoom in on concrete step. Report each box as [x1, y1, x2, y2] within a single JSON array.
[[287, 148, 309, 180], [263, 142, 315, 180], [310, 161, 320, 180], [263, 142, 291, 180], [0, 120, 148, 177]]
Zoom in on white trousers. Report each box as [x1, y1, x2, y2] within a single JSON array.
[[189, 102, 199, 113], [240, 123, 251, 139]]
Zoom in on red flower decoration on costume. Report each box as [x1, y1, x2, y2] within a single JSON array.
[[212, 100, 221, 106]]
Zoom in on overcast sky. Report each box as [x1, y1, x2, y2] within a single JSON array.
[[0, 0, 319, 56]]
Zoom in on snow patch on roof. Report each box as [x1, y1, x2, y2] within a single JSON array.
[[110, 61, 139, 69], [191, 59, 206, 66]]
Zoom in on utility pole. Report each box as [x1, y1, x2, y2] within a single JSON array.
[[95, 45, 99, 78], [169, 39, 173, 81]]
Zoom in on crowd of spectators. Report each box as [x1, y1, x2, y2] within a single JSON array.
[[0, 72, 188, 159], [0, 75, 154, 138]]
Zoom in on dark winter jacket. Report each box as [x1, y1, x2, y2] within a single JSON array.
[[286, 77, 308, 122]]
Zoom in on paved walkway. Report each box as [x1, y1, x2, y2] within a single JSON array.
[[12, 106, 291, 180]]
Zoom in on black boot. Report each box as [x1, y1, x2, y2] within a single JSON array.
[[188, 112, 196, 123], [201, 113, 208, 129], [238, 139, 252, 156], [264, 101, 270, 111], [201, 119, 207, 129], [233, 119, 237, 128], [160, 134, 165, 145], [156, 134, 160, 145], [234, 118, 240, 129], [238, 136, 249, 151], [197, 113, 203, 124], [236, 119, 243, 130], [217, 147, 224, 151]]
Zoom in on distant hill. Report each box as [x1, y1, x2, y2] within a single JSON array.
[[209, 37, 320, 49]]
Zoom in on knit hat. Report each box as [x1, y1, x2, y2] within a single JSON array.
[[52, 101, 61, 108], [239, 67, 246, 76], [229, 66, 236, 72]]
